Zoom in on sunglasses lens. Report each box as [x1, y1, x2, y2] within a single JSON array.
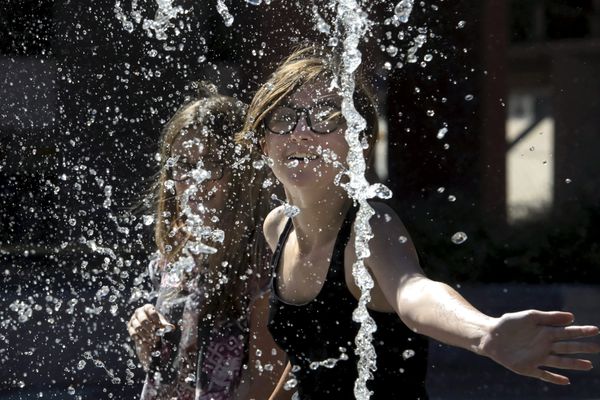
[[266, 107, 297, 134], [310, 105, 342, 133]]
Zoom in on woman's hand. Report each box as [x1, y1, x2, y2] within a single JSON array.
[[480, 310, 600, 385], [127, 304, 176, 371]]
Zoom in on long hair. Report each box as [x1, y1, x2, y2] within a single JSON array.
[[153, 81, 269, 320], [237, 45, 379, 165]]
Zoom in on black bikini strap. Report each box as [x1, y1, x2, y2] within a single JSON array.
[[270, 217, 294, 275], [330, 204, 358, 271]]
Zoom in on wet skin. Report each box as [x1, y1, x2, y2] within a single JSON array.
[[261, 80, 349, 194]]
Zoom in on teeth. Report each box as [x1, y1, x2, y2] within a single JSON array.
[[288, 153, 318, 160]]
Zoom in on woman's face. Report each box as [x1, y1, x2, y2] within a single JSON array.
[[169, 131, 229, 222], [260, 79, 348, 191]]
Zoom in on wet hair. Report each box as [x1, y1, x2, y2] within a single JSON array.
[[154, 81, 269, 319], [238, 45, 379, 163]]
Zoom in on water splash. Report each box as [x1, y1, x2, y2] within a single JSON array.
[[271, 194, 301, 218], [334, 1, 380, 398], [114, 0, 187, 40], [309, 346, 349, 370], [161, 155, 227, 284], [333, 0, 416, 398], [216, 0, 234, 27]]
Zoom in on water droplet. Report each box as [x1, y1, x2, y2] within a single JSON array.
[[402, 349, 415, 359], [286, 159, 299, 168], [262, 178, 273, 188], [216, 0, 234, 27], [565, 178, 572, 184], [398, 236, 408, 244], [283, 204, 300, 218], [448, 195, 456, 202], [465, 94, 474, 101], [426, 110, 435, 117], [252, 160, 265, 170], [436, 127, 448, 140], [394, 0, 414, 23], [67, 386, 75, 395], [96, 286, 109, 298], [457, 20, 466, 29], [424, 54, 433, 62], [283, 378, 298, 390], [451, 232, 468, 245], [437, 187, 445, 193]]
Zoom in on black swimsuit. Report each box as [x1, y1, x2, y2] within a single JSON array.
[[268, 206, 429, 399]]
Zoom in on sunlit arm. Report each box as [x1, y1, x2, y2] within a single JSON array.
[[366, 203, 600, 385], [236, 293, 288, 400], [268, 362, 293, 400]]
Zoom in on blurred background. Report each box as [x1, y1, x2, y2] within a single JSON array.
[[1, 0, 599, 398]]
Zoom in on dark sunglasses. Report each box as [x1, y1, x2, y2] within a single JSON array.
[[264, 104, 344, 135]]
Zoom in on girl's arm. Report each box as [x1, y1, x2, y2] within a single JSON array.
[[365, 202, 600, 385], [268, 362, 294, 400], [237, 293, 288, 400]]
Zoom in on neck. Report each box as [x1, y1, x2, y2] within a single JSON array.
[[284, 184, 353, 254]]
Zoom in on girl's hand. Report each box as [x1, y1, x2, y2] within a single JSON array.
[[480, 310, 600, 385], [127, 304, 176, 371]]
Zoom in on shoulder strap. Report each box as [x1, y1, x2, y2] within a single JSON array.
[[270, 217, 294, 275], [329, 204, 358, 272]]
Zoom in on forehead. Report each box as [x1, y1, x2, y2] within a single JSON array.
[[170, 129, 215, 159], [286, 79, 341, 107]]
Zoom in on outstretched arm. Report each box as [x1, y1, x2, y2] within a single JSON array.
[[366, 203, 600, 385]]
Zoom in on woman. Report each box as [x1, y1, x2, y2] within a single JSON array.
[[238, 46, 600, 400], [127, 82, 283, 400]]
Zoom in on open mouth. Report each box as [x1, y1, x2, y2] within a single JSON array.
[[287, 153, 319, 161]]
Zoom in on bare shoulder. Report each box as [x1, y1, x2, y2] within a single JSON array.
[[368, 202, 411, 238], [263, 205, 288, 252], [358, 202, 420, 262]]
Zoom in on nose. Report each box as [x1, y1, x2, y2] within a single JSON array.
[[290, 114, 311, 141]]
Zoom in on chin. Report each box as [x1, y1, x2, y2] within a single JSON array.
[[282, 167, 337, 189]]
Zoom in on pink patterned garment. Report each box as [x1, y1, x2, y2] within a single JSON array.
[[139, 258, 254, 400]]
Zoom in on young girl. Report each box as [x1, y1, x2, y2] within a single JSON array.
[[127, 82, 283, 400], [239, 47, 600, 400]]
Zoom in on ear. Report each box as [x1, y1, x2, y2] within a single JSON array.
[[259, 137, 268, 156]]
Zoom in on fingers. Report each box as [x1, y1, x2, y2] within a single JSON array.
[[127, 304, 174, 340], [550, 325, 600, 341], [535, 369, 570, 386], [543, 355, 593, 371], [157, 312, 176, 330], [552, 341, 600, 355], [531, 310, 574, 326]]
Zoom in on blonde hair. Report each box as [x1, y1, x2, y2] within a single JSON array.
[[154, 81, 269, 319], [238, 45, 379, 163]]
